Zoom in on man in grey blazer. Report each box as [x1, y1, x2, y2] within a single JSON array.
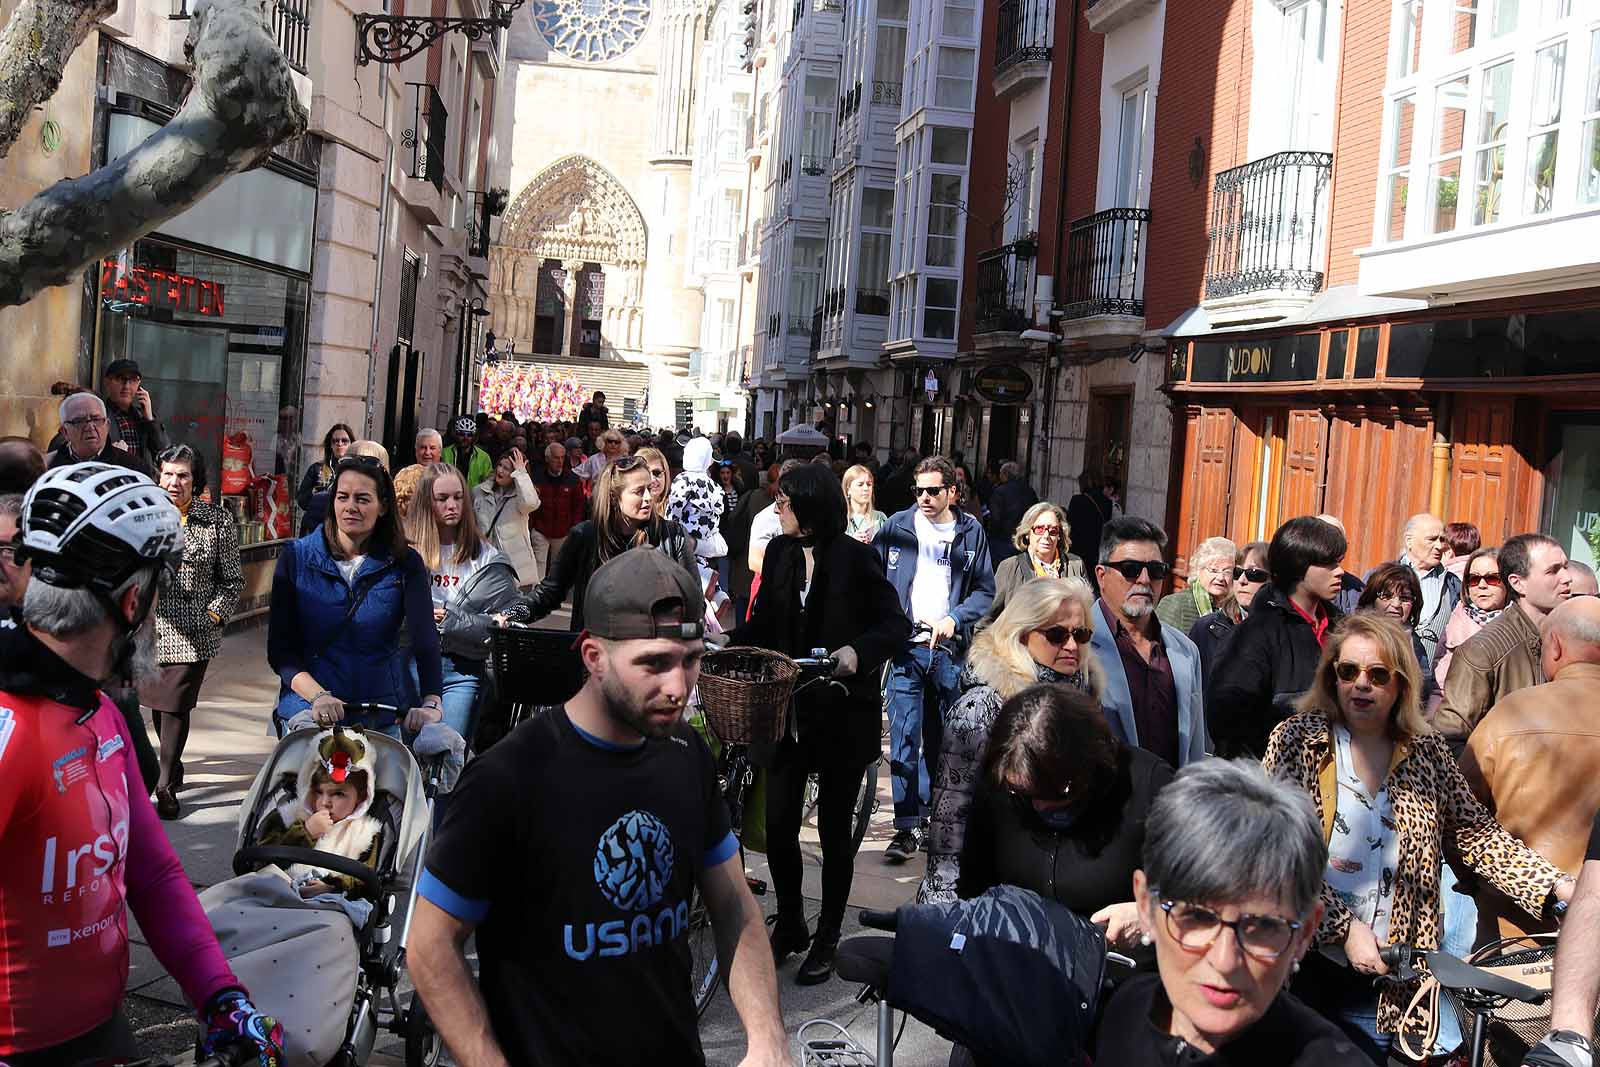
[[1087, 516, 1208, 768]]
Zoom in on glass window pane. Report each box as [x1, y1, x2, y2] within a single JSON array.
[[1527, 43, 1567, 215], [1452, 0, 1476, 53], [935, 48, 974, 108], [1386, 95, 1415, 241], [862, 187, 894, 227], [1474, 146, 1505, 223], [880, 0, 908, 17], [1491, 0, 1518, 36], [1395, 0, 1424, 78], [943, 0, 975, 37], [1531, 43, 1565, 128], [1478, 60, 1514, 144], [1431, 76, 1468, 233], [930, 126, 969, 164]]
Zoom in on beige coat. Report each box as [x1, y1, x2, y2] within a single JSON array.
[[471, 472, 541, 586]]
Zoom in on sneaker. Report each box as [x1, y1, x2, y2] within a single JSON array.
[[884, 827, 921, 863], [796, 929, 840, 986]]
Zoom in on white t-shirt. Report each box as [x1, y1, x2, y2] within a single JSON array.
[[909, 511, 957, 625], [430, 541, 497, 608], [335, 555, 366, 586], [750, 503, 783, 558]]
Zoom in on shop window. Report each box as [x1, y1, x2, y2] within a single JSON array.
[[1354, 326, 1380, 377], [1550, 419, 1600, 570]]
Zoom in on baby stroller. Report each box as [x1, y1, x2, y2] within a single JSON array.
[[199, 720, 443, 1067]]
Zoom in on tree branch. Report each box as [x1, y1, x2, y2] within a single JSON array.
[[0, 0, 308, 307], [0, 0, 118, 166]]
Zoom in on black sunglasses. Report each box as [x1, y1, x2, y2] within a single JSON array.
[[1104, 559, 1170, 581], [1036, 625, 1092, 646], [335, 455, 384, 472], [1233, 566, 1270, 582], [914, 484, 948, 497], [612, 455, 646, 471]]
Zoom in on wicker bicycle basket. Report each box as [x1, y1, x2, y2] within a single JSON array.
[[697, 647, 798, 744]]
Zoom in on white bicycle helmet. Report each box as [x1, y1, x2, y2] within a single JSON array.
[[20, 462, 184, 593]]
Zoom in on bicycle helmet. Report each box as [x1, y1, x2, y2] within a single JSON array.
[[19, 462, 184, 592]]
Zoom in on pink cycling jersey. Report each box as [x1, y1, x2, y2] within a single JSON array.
[[0, 686, 238, 1053]]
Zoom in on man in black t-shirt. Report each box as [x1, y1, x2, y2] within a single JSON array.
[[409, 548, 789, 1067], [1525, 810, 1600, 1067]]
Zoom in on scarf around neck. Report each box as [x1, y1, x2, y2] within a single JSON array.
[[1465, 601, 1503, 627]]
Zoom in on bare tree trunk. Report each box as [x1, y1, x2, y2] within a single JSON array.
[[0, 0, 308, 307]]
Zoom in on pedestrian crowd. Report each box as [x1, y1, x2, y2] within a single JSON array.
[[8, 377, 1600, 1067]]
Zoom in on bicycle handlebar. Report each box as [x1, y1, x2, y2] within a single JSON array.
[[1376, 944, 1547, 1004], [233, 845, 383, 897]]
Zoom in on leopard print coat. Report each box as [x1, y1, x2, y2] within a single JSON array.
[[1264, 711, 1565, 1033]]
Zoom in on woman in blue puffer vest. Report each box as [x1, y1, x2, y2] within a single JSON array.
[[268, 456, 444, 736]]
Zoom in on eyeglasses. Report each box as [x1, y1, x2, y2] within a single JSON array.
[[1031, 525, 1062, 538], [1104, 559, 1170, 582], [63, 415, 107, 429], [1375, 589, 1415, 604], [1334, 661, 1393, 686], [649, 467, 665, 480], [1154, 896, 1302, 963], [1467, 572, 1503, 586], [612, 455, 646, 472], [1233, 566, 1270, 582], [1035, 625, 1092, 647], [336, 455, 383, 471], [914, 484, 948, 497]]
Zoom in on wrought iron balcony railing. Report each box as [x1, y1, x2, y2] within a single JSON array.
[[1204, 150, 1333, 301], [403, 83, 447, 191], [1060, 207, 1150, 319], [975, 239, 1036, 333], [800, 154, 829, 176], [995, 0, 1050, 73], [273, 0, 310, 74], [871, 80, 902, 106]]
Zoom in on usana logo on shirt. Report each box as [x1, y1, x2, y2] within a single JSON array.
[[564, 810, 690, 961]]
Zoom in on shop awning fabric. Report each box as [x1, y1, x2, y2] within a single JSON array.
[[1159, 285, 1430, 339]]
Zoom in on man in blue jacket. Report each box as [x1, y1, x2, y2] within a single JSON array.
[[873, 457, 995, 862]]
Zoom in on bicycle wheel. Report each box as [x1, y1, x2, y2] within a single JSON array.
[[687, 884, 722, 1016], [850, 759, 879, 852]]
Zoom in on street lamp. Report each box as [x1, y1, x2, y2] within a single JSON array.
[[455, 298, 491, 414]]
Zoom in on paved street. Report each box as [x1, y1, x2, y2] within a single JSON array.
[[125, 623, 954, 1066]]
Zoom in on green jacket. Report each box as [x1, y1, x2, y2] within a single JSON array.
[[443, 444, 494, 488]]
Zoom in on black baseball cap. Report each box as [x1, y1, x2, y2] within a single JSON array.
[[104, 359, 142, 380], [585, 547, 705, 641]]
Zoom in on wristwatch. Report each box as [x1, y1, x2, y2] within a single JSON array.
[[1549, 1031, 1594, 1052]]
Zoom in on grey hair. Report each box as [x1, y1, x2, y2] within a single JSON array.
[[1190, 536, 1237, 572], [23, 567, 159, 637], [59, 391, 107, 423], [1401, 512, 1440, 549], [999, 460, 1022, 480], [0, 493, 20, 519], [1142, 758, 1327, 917], [545, 441, 566, 460], [416, 427, 443, 445]]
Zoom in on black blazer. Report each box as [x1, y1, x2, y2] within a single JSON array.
[[509, 518, 696, 633], [732, 534, 911, 766]]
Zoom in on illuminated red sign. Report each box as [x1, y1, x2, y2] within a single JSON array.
[[100, 258, 226, 316]]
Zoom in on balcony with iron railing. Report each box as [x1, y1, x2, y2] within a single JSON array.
[[1203, 150, 1333, 324], [400, 83, 447, 223], [272, 0, 310, 74], [871, 80, 902, 107], [975, 238, 1037, 340], [799, 154, 829, 177], [994, 0, 1050, 97], [1057, 208, 1150, 343]]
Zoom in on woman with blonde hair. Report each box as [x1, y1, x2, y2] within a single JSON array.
[[981, 501, 1084, 625], [920, 575, 1103, 903], [403, 463, 520, 744], [1264, 612, 1574, 1060], [633, 445, 672, 502], [841, 463, 887, 543], [505, 455, 696, 631]]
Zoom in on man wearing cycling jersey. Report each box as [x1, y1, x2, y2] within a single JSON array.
[[410, 548, 789, 1066], [0, 463, 282, 1066]]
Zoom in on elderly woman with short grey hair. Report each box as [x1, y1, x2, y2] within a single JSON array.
[[1093, 758, 1361, 1064], [1157, 536, 1237, 635], [980, 501, 1084, 626]]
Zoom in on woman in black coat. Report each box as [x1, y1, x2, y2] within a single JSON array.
[[731, 464, 911, 985], [1206, 517, 1347, 759]]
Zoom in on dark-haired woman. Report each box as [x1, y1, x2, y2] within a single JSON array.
[[141, 444, 243, 819], [268, 457, 444, 736], [1188, 540, 1269, 685], [295, 422, 354, 514], [1357, 562, 1441, 709], [957, 683, 1173, 944], [1207, 516, 1347, 760], [506, 455, 696, 632], [731, 463, 911, 984]]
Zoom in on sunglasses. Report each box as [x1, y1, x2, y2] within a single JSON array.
[[1334, 661, 1393, 686], [1036, 625, 1092, 646], [1103, 559, 1170, 581], [914, 484, 948, 497], [1031, 524, 1063, 538], [1467, 572, 1503, 586], [1154, 896, 1302, 963], [336, 455, 384, 471], [1233, 566, 1270, 582], [612, 455, 646, 471]]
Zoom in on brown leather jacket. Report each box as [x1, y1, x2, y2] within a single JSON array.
[[1460, 662, 1600, 939], [1435, 601, 1544, 747]]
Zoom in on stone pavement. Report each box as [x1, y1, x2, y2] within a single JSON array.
[[124, 622, 955, 1065]]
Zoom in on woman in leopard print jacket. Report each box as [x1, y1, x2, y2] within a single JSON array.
[[1264, 612, 1573, 1059]]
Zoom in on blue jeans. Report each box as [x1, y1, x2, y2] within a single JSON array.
[[885, 644, 961, 829], [1434, 871, 1481, 1055], [411, 653, 484, 743]]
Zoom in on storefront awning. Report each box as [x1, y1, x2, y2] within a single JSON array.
[[1159, 285, 1430, 339]]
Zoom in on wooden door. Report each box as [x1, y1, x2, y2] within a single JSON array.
[[1323, 404, 1434, 574], [1174, 406, 1235, 579], [1280, 408, 1329, 522], [1450, 396, 1536, 544]]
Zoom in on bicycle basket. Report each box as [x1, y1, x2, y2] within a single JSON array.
[[1398, 934, 1562, 1067], [490, 626, 586, 707], [697, 647, 797, 744]]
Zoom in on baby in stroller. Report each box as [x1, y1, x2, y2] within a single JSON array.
[[257, 727, 384, 913]]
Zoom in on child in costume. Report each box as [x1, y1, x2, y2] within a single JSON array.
[[257, 726, 385, 901]]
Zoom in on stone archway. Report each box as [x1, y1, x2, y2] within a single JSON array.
[[490, 154, 649, 357]]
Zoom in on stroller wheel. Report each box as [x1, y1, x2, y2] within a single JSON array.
[[405, 992, 444, 1067]]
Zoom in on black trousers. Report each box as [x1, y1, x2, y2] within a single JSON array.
[[7, 1010, 140, 1066], [765, 733, 870, 936]]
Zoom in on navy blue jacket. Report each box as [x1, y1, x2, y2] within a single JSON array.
[[872, 507, 995, 645], [267, 528, 444, 721]]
